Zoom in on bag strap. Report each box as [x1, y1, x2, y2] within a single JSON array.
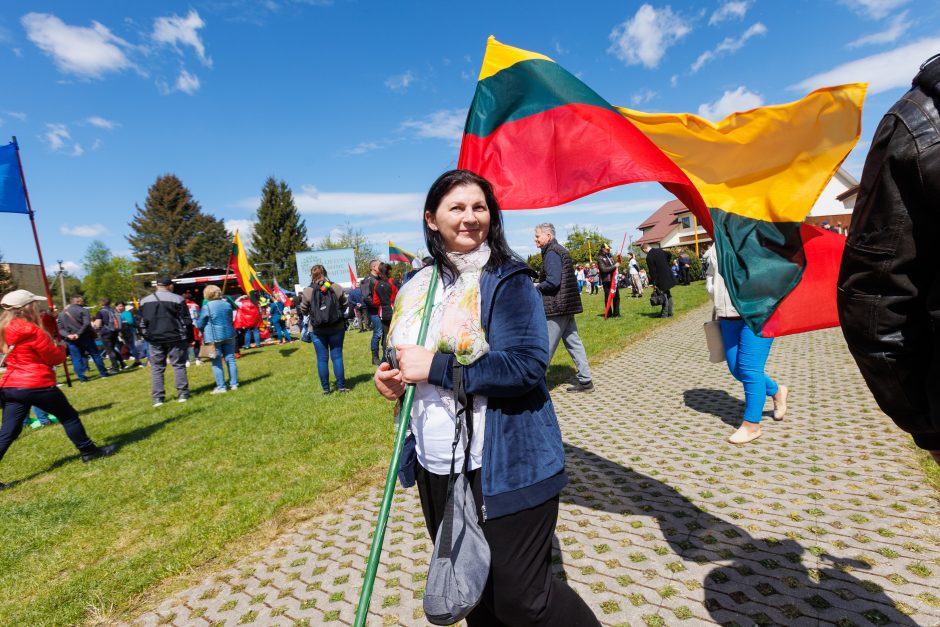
[[438, 362, 475, 558]]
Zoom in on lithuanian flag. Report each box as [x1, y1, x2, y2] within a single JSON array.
[[619, 85, 865, 336], [388, 241, 416, 264], [458, 37, 706, 221], [458, 37, 865, 338], [228, 230, 271, 296]]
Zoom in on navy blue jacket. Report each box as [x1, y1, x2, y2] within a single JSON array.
[[400, 259, 567, 521]]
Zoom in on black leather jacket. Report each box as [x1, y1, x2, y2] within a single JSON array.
[[837, 55, 940, 451]]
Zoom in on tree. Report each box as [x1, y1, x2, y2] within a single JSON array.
[[81, 241, 136, 304], [249, 177, 308, 285], [0, 251, 15, 294], [127, 174, 231, 275], [526, 253, 542, 273], [564, 227, 611, 265], [313, 223, 379, 276]]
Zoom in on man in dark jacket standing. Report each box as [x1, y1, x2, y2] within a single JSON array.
[[596, 243, 620, 318], [641, 243, 676, 317], [95, 297, 125, 373], [57, 294, 110, 382], [534, 224, 593, 392], [838, 54, 940, 466], [139, 276, 193, 406], [359, 259, 383, 364]]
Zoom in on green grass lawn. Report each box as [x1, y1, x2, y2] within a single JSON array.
[[0, 281, 709, 625]]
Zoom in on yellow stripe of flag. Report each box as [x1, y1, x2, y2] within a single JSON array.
[[477, 36, 554, 81], [617, 84, 866, 223]]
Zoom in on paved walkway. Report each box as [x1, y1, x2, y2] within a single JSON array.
[[133, 304, 940, 626]]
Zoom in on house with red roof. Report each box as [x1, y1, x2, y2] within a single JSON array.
[[636, 167, 859, 248]]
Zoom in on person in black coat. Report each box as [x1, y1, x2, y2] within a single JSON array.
[[641, 243, 676, 317], [838, 54, 940, 466], [596, 244, 621, 318]]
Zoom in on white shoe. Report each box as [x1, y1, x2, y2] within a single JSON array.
[[153, 401, 164, 408], [195, 359, 203, 366], [178, 396, 189, 403], [211, 387, 226, 395], [229, 385, 238, 391], [729, 425, 761, 444], [185, 361, 191, 368]]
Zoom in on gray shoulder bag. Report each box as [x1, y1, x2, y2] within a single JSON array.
[[423, 362, 491, 625]]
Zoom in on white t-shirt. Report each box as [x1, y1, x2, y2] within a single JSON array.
[[410, 279, 487, 475]]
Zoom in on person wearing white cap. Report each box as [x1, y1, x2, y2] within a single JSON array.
[[0, 290, 116, 489]]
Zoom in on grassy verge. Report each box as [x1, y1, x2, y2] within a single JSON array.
[[0, 281, 709, 625]]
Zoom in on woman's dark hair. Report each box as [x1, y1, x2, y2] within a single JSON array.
[[310, 264, 327, 283], [377, 262, 391, 281], [423, 169, 519, 276]]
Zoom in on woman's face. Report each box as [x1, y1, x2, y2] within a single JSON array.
[[426, 184, 490, 254]]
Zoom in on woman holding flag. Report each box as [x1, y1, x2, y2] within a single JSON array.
[[374, 170, 598, 625]]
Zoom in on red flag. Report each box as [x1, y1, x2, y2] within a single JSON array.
[[348, 263, 358, 288]]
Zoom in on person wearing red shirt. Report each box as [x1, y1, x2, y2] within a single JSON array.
[[234, 296, 262, 349], [0, 290, 116, 489]]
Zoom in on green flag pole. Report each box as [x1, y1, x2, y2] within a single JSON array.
[[354, 263, 439, 627]]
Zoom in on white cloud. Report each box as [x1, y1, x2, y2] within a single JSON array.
[[60, 223, 108, 237], [670, 74, 679, 87], [691, 22, 767, 72], [401, 109, 466, 144], [174, 69, 200, 94], [22, 12, 134, 78], [792, 37, 940, 94], [839, 0, 909, 20], [60, 260, 81, 274], [631, 88, 658, 105], [233, 187, 424, 225], [709, 1, 751, 25], [86, 115, 119, 129], [847, 11, 910, 48], [344, 141, 384, 155], [6, 111, 27, 121], [91, 138, 103, 150], [608, 4, 692, 69], [70, 143, 84, 157], [697, 86, 764, 121], [153, 10, 211, 67], [43, 123, 70, 151], [224, 219, 256, 242], [385, 70, 415, 92]]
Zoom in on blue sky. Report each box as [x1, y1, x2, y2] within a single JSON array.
[[1, 0, 938, 276]]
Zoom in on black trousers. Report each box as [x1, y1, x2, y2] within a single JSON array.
[[416, 464, 599, 627], [0, 386, 94, 463], [101, 332, 125, 371], [660, 289, 674, 317], [601, 281, 620, 317]]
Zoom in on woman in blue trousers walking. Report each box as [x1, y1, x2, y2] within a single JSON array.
[[705, 244, 789, 444]]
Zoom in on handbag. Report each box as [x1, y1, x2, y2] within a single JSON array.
[[198, 342, 216, 360], [650, 288, 667, 307], [423, 363, 490, 625], [703, 310, 726, 363]]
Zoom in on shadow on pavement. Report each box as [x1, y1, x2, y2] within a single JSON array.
[[547, 364, 577, 388], [560, 444, 915, 626], [683, 388, 752, 428]]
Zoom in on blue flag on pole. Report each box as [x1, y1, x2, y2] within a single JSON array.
[[0, 142, 28, 214]]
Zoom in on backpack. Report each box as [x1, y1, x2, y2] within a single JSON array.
[[307, 282, 343, 328]]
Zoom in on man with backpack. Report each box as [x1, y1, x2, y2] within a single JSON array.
[[359, 259, 384, 365], [94, 297, 126, 373], [139, 277, 193, 406], [300, 264, 349, 394]]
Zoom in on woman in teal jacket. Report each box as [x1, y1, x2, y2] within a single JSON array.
[[375, 170, 598, 626]]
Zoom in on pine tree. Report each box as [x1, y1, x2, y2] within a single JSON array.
[[127, 174, 231, 275], [249, 177, 308, 285], [0, 251, 16, 294]]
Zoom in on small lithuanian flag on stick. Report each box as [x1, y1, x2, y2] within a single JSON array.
[[388, 241, 416, 264]]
